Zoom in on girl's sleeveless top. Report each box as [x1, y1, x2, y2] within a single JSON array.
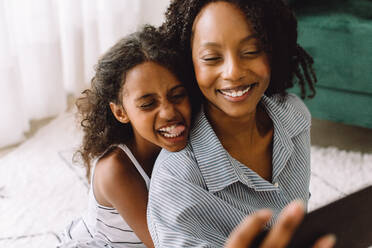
[[58, 144, 150, 248]]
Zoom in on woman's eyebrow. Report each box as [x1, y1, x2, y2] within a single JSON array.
[[240, 34, 259, 44], [200, 34, 258, 48], [200, 42, 221, 48]]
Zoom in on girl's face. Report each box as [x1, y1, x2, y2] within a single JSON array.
[[191, 1, 271, 119], [114, 62, 191, 152]]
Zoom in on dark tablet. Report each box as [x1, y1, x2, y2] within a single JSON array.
[[252, 186, 372, 248], [288, 185, 372, 248]]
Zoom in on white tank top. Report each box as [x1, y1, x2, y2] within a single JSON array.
[[58, 144, 149, 248]]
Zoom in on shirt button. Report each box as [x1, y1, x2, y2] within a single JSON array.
[[274, 182, 279, 188]]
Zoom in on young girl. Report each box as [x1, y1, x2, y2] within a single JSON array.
[[147, 0, 319, 247], [58, 25, 192, 248]]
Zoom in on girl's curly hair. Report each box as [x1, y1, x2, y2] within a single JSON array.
[[75, 25, 187, 179], [160, 0, 317, 99]]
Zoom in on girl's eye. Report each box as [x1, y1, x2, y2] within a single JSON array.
[[139, 101, 155, 110], [170, 92, 187, 103]]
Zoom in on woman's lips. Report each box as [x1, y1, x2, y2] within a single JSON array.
[[218, 83, 258, 102]]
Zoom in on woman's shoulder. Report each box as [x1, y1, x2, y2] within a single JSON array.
[[285, 93, 311, 123], [152, 146, 206, 187], [269, 93, 311, 124]]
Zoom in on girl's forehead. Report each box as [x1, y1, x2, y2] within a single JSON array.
[[122, 62, 181, 96]]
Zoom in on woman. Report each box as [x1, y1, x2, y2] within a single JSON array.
[[147, 0, 326, 247]]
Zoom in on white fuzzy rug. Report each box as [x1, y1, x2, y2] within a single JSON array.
[[0, 111, 371, 248]]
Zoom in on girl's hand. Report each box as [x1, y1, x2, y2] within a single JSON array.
[[225, 201, 336, 248]]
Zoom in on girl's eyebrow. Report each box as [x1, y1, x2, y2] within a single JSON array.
[[169, 84, 185, 92], [135, 93, 156, 102], [135, 85, 184, 101]]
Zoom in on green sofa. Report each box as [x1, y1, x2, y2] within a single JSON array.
[[289, 0, 372, 128]]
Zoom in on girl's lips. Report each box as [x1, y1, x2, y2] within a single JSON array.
[[157, 123, 188, 143], [158, 124, 185, 136], [158, 129, 188, 145]]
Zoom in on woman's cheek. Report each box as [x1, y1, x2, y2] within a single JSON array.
[[254, 55, 271, 79], [194, 64, 216, 88]]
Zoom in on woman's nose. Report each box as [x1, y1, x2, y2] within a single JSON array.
[[221, 54, 245, 82]]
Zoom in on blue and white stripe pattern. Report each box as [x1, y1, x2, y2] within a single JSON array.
[[147, 93, 311, 247]]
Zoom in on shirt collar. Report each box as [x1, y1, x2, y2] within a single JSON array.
[[261, 94, 310, 139], [190, 94, 310, 193], [261, 94, 310, 180], [190, 108, 238, 193]]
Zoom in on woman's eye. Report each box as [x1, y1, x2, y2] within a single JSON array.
[[242, 50, 260, 57], [203, 57, 220, 61], [201, 55, 222, 63]]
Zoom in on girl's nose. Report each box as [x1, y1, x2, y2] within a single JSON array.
[[221, 54, 245, 82], [159, 102, 177, 121]]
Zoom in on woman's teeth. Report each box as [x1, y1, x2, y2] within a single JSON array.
[[162, 132, 182, 138], [158, 124, 185, 138], [219, 85, 253, 97]]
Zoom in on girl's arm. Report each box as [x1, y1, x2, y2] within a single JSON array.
[[94, 149, 154, 248]]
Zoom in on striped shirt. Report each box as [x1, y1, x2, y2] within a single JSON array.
[[147, 93, 311, 248]]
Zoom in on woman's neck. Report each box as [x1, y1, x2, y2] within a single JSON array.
[[205, 102, 274, 182], [205, 102, 272, 147], [205, 103, 256, 140]]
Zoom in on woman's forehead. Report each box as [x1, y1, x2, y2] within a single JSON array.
[[192, 2, 254, 46]]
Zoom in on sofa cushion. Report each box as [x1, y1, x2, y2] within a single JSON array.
[[290, 0, 372, 95], [297, 14, 372, 94]]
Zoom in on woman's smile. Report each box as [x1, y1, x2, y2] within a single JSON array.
[[217, 83, 259, 102], [191, 1, 271, 118]]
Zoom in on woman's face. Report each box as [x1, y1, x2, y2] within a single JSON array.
[[114, 62, 191, 152], [191, 1, 271, 119]]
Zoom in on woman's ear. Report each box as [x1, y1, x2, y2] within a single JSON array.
[[109, 102, 130, 124]]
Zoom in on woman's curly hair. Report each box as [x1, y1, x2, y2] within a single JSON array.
[[75, 25, 187, 179], [160, 0, 317, 99]]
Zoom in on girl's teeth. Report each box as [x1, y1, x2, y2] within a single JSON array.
[[159, 125, 176, 133], [158, 124, 186, 138]]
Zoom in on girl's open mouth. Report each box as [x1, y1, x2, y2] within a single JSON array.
[[158, 124, 186, 139]]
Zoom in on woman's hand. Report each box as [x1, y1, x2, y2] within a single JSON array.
[[225, 201, 336, 248]]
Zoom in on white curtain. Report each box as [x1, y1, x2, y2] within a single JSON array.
[[0, 0, 170, 147]]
